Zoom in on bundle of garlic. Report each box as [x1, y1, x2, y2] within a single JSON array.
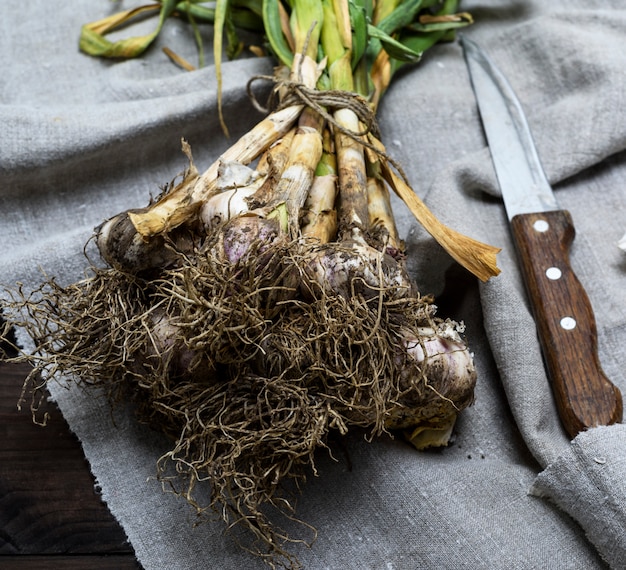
[[7, 0, 500, 567]]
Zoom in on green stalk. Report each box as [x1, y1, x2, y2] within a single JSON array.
[[263, 0, 294, 67], [81, 0, 499, 280], [176, 2, 263, 30], [79, 1, 177, 58], [372, 0, 399, 25], [321, 0, 372, 236], [321, 0, 353, 91], [291, 0, 324, 59]]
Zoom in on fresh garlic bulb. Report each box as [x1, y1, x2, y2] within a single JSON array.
[[199, 161, 265, 229]]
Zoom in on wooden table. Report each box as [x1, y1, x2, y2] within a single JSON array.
[[0, 359, 141, 569]]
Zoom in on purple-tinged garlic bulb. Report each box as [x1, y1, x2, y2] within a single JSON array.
[[300, 236, 416, 301], [386, 321, 477, 449]]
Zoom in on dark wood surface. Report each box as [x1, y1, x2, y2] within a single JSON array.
[[0, 360, 142, 569]]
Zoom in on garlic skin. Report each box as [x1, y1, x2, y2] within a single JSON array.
[[618, 233, 626, 252], [199, 186, 259, 230], [301, 238, 416, 301], [96, 212, 192, 272], [214, 215, 282, 265], [216, 161, 260, 190], [199, 161, 265, 230], [383, 322, 477, 449]]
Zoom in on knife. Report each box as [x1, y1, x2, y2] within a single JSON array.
[[460, 36, 623, 438]]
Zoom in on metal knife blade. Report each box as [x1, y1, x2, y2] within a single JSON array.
[[460, 35, 622, 438]]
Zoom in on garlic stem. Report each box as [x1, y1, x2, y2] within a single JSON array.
[[334, 108, 369, 238], [266, 108, 324, 235], [366, 175, 401, 252], [300, 173, 338, 242]]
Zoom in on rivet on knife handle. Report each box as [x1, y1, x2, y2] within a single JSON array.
[[511, 210, 623, 438]]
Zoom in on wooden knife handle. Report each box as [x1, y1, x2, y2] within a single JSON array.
[[510, 210, 623, 438]]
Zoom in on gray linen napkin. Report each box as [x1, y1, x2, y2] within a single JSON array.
[[2, 1, 625, 568]]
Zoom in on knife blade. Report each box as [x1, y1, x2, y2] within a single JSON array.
[[460, 35, 622, 438]]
